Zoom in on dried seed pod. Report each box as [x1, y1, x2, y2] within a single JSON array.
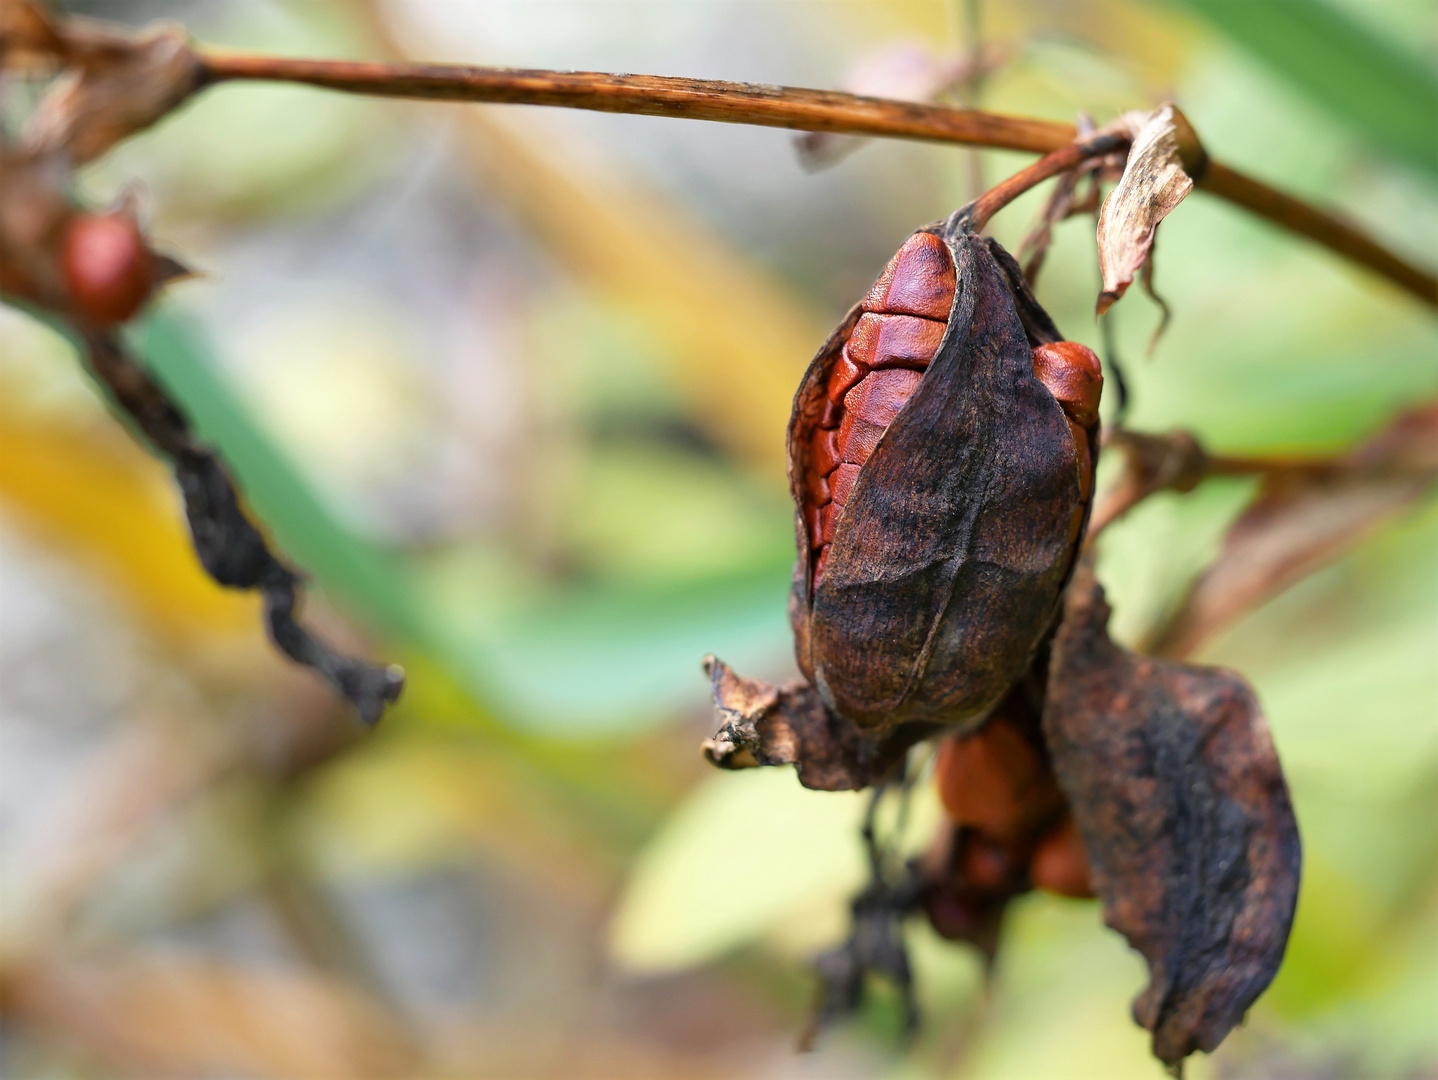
[[790, 219, 1101, 735], [708, 217, 1101, 790]]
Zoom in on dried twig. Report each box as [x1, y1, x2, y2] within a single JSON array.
[[80, 331, 404, 722], [196, 55, 1438, 306]]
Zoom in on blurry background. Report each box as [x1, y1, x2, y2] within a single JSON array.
[[1, 0, 1435, 1076]]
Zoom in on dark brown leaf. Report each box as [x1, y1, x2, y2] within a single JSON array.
[[1043, 561, 1300, 1069]]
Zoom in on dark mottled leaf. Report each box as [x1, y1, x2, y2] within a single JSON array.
[[1043, 562, 1300, 1068]]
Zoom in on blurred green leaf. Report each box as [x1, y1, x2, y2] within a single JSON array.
[[129, 312, 792, 736], [1164, 0, 1438, 177]]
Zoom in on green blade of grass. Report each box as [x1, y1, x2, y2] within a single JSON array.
[[124, 309, 792, 736], [133, 311, 433, 647]]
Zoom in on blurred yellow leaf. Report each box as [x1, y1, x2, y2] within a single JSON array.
[[13, 952, 418, 1079]]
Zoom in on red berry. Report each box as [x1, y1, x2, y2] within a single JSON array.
[[61, 212, 154, 325]]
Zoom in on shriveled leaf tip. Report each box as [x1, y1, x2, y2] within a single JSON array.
[[1096, 105, 1201, 317]]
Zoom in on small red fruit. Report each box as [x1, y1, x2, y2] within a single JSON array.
[[61, 212, 154, 325]]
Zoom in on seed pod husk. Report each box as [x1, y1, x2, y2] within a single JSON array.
[[706, 214, 1101, 789], [792, 219, 1094, 732]]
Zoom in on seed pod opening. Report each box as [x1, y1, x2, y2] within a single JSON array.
[[708, 217, 1100, 791], [789, 219, 1100, 734]]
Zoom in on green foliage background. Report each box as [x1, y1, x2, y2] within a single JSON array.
[[1, 0, 1433, 1076]]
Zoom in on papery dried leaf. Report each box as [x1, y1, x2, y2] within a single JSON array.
[[1151, 402, 1438, 658], [22, 21, 202, 164], [1096, 105, 1203, 315], [1043, 562, 1300, 1068], [0, 0, 64, 70]]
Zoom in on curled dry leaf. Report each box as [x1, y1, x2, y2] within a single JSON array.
[[21, 19, 203, 165], [83, 332, 405, 724], [1043, 561, 1300, 1069], [1150, 401, 1438, 657], [1096, 105, 1204, 316]]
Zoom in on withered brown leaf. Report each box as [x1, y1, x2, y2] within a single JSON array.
[[1096, 105, 1204, 316], [22, 20, 202, 165], [1043, 561, 1300, 1069], [1150, 402, 1438, 658]]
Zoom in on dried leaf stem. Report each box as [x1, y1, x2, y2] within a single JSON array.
[[196, 55, 1436, 307], [955, 129, 1129, 231]]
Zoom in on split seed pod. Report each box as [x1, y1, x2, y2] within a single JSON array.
[[706, 214, 1101, 788]]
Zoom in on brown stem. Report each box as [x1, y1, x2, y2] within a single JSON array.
[[957, 131, 1128, 232], [196, 55, 1438, 308], [198, 55, 1073, 153], [1201, 163, 1435, 306]]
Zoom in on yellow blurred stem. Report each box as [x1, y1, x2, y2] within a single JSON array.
[[456, 112, 826, 472], [0, 414, 258, 637]]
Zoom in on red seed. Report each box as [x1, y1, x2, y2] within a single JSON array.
[[846, 312, 946, 370], [818, 502, 841, 544], [810, 427, 840, 478], [863, 231, 955, 320], [835, 413, 884, 468], [804, 503, 823, 549], [813, 545, 829, 580], [829, 463, 860, 507], [959, 831, 1017, 891], [804, 469, 831, 508], [935, 720, 1046, 839], [844, 367, 921, 429], [1032, 341, 1103, 428], [826, 350, 868, 405], [61, 212, 154, 325], [1030, 814, 1094, 898]]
